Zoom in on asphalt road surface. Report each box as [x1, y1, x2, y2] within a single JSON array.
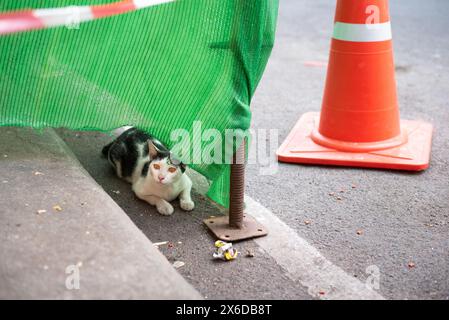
[[246, 0, 449, 299], [60, 0, 448, 300]]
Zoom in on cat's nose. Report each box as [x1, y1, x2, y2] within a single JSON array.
[[158, 176, 165, 182]]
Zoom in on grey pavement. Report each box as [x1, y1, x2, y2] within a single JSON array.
[[57, 129, 312, 300], [0, 127, 201, 299], [2, 0, 448, 300], [246, 0, 449, 300], [58, 0, 449, 300]]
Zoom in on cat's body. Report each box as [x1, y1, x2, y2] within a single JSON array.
[[102, 127, 194, 215]]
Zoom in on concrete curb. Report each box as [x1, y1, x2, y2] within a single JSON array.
[[0, 127, 202, 299]]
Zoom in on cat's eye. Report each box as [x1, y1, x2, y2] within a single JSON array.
[[168, 167, 177, 173], [153, 163, 160, 170]]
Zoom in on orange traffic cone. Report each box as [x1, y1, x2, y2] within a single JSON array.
[[277, 0, 433, 171]]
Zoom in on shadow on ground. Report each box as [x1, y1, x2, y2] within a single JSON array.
[[57, 129, 311, 300]]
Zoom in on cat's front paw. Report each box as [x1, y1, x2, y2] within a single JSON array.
[[180, 199, 195, 211], [156, 202, 174, 216]]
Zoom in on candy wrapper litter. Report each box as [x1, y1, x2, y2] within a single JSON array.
[[213, 240, 238, 261]]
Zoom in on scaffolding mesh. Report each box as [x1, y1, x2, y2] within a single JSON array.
[[0, 0, 278, 207]]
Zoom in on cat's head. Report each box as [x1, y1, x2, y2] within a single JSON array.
[[146, 140, 186, 185]]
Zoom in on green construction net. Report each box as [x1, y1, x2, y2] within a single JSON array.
[[0, 0, 278, 207]]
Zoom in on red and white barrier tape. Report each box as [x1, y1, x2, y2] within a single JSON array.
[[0, 0, 174, 36]]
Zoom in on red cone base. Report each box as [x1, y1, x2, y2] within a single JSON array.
[[277, 112, 433, 171]]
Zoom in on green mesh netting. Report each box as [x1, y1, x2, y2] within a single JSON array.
[[0, 0, 278, 207]]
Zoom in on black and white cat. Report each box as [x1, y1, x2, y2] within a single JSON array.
[[102, 127, 194, 216]]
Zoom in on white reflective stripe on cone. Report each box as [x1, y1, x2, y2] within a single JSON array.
[[133, 0, 174, 9], [333, 22, 392, 42], [33, 6, 94, 27]]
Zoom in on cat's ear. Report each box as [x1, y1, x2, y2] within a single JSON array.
[[148, 140, 160, 159], [180, 162, 186, 173], [169, 154, 186, 173]]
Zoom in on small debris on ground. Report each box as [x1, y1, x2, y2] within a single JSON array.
[[168, 242, 175, 248], [213, 240, 238, 261], [304, 220, 311, 225], [319, 291, 326, 296], [36, 209, 47, 215], [112, 190, 120, 194], [351, 184, 357, 189], [408, 262, 416, 269], [356, 230, 363, 235], [153, 241, 168, 247], [245, 249, 255, 258], [173, 261, 185, 269], [328, 192, 335, 196], [52, 205, 62, 212], [336, 196, 343, 201], [34, 171, 44, 176]]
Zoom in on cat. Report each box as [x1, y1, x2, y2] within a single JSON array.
[[102, 127, 194, 216]]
